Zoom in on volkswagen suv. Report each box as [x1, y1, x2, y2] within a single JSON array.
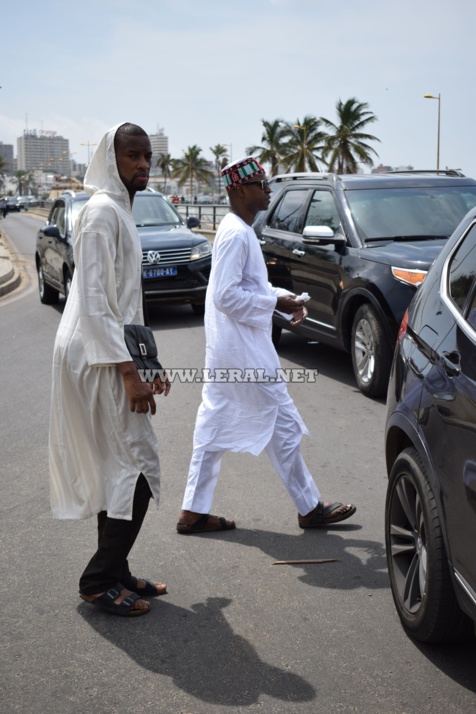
[[35, 189, 211, 312]]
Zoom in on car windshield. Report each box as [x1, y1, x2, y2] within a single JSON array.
[[132, 195, 182, 227], [346, 186, 476, 241]]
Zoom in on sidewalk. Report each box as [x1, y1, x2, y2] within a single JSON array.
[[0, 229, 21, 298]]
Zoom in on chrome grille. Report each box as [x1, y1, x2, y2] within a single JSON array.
[[142, 247, 191, 266]]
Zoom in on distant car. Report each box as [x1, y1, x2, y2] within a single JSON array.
[[385, 205, 476, 643], [5, 197, 21, 213], [16, 195, 36, 209], [254, 170, 476, 397], [35, 190, 211, 311]]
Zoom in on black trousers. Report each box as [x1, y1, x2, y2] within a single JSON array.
[[79, 474, 152, 595]]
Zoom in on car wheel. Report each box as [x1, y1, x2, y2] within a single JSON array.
[[271, 324, 282, 347], [63, 268, 73, 302], [38, 265, 59, 305], [191, 302, 205, 315], [385, 447, 474, 643], [351, 303, 392, 397]]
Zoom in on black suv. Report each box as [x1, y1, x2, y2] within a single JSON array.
[[254, 171, 476, 397], [35, 190, 211, 312], [385, 205, 476, 643]]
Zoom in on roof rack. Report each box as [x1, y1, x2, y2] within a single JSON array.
[[388, 169, 466, 177]]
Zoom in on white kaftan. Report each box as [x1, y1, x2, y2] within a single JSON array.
[[49, 124, 161, 520], [192, 212, 308, 455]]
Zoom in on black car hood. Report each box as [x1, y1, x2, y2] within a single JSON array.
[[362, 238, 447, 268], [138, 225, 206, 250]]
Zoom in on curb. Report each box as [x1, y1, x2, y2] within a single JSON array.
[[0, 231, 22, 298]]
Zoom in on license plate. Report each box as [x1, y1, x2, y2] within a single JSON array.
[[143, 266, 177, 279]]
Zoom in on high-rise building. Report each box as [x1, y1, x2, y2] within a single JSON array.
[[17, 130, 71, 176], [0, 142, 14, 173], [149, 130, 169, 171]]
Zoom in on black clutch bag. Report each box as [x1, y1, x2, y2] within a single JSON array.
[[124, 324, 163, 383]]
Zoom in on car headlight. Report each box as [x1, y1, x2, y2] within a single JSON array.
[[190, 241, 211, 260], [391, 267, 428, 288]]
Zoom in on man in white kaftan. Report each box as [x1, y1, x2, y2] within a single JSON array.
[[49, 123, 168, 616], [177, 157, 356, 534]]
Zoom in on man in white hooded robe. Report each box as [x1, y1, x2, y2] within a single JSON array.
[[177, 157, 356, 534], [49, 123, 169, 616]]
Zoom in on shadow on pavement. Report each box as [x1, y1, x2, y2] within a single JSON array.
[[189, 525, 388, 591], [78, 595, 316, 706]]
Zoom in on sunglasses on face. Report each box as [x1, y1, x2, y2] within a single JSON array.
[[243, 179, 270, 191]]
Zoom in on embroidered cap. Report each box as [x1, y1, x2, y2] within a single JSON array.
[[221, 156, 265, 190]]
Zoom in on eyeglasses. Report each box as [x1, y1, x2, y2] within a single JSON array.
[[242, 179, 270, 191]]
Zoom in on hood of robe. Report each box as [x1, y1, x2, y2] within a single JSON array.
[[83, 122, 131, 203]]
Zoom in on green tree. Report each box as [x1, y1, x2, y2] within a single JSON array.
[[172, 145, 215, 198], [246, 119, 287, 176], [209, 144, 229, 196], [281, 115, 326, 172], [156, 153, 173, 193], [321, 98, 380, 174], [11, 169, 35, 196], [0, 155, 6, 192]]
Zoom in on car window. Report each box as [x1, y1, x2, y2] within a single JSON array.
[[268, 189, 309, 233], [50, 201, 66, 237], [305, 190, 341, 232], [448, 223, 476, 314], [132, 195, 182, 227], [346, 186, 476, 240]]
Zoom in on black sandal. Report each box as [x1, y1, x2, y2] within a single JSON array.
[[298, 501, 356, 528], [123, 576, 167, 597], [79, 583, 150, 617]]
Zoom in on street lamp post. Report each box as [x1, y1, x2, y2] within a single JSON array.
[[80, 141, 97, 165], [424, 93, 441, 171]]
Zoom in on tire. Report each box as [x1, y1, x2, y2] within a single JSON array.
[[63, 268, 73, 302], [385, 447, 474, 643], [271, 323, 282, 347], [38, 265, 59, 305], [191, 302, 205, 315], [351, 303, 392, 397]]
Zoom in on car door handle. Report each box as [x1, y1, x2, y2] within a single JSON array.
[[293, 249, 306, 256], [440, 351, 461, 377]]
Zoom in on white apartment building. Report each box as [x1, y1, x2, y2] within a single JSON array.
[[17, 130, 71, 176]]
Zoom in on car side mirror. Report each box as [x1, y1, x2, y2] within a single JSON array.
[[187, 216, 201, 229], [43, 225, 62, 239], [302, 225, 346, 247]]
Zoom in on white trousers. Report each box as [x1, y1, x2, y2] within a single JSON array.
[[182, 404, 320, 516]]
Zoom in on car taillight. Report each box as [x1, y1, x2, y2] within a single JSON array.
[[397, 310, 409, 343]]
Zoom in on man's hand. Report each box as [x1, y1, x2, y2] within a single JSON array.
[[117, 361, 156, 415], [276, 294, 307, 326], [152, 370, 171, 396]]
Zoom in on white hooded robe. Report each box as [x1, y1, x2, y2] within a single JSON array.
[[49, 124, 161, 520]]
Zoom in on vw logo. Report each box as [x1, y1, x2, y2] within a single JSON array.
[[147, 250, 161, 265]]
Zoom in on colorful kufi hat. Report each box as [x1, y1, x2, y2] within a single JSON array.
[[221, 156, 265, 190]]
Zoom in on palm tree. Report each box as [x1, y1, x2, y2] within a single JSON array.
[[209, 144, 229, 196], [281, 115, 326, 173], [172, 145, 215, 198], [0, 155, 6, 192], [321, 98, 380, 174], [156, 153, 173, 193], [246, 119, 287, 176]]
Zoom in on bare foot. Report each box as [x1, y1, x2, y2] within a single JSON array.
[[298, 501, 356, 528]]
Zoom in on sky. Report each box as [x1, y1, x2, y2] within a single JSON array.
[[1, 0, 475, 176]]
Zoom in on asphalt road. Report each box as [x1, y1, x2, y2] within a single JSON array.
[[1, 213, 475, 714]]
